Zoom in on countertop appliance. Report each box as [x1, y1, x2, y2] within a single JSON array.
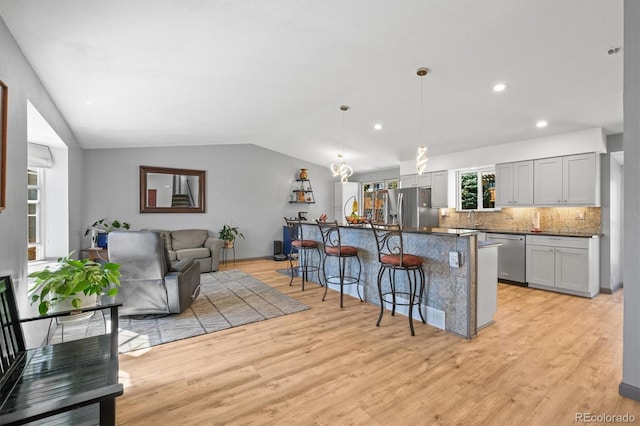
[[486, 233, 527, 286], [384, 187, 439, 228]]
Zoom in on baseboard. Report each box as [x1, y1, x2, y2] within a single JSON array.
[[619, 381, 640, 401], [600, 282, 623, 294]]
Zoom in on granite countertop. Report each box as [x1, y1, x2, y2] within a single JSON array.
[[304, 221, 482, 237], [300, 221, 600, 238], [448, 228, 600, 238]]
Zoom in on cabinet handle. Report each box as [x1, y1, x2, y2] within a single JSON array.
[[557, 200, 562, 203]]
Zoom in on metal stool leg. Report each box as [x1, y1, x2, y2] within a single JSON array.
[[406, 269, 415, 336], [321, 253, 329, 301], [417, 268, 426, 324], [376, 266, 385, 327], [355, 255, 363, 302]]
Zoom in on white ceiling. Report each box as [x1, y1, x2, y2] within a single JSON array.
[[0, 0, 623, 173]]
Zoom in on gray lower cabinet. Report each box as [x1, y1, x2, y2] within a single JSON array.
[[525, 235, 600, 298]]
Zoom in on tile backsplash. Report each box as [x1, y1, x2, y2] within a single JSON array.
[[439, 207, 601, 235]]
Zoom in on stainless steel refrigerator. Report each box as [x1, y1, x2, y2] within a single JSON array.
[[384, 187, 439, 228]]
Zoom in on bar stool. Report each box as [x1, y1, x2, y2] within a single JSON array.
[[370, 222, 426, 336], [316, 220, 363, 308], [284, 217, 321, 290]]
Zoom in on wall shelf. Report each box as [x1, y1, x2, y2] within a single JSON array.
[[290, 179, 315, 204]]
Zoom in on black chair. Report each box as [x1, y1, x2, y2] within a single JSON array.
[[316, 220, 362, 307], [284, 217, 321, 290], [370, 222, 426, 336]]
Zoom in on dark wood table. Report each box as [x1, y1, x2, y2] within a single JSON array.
[[1, 301, 123, 425]]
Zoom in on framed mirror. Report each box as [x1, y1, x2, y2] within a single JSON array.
[[0, 80, 7, 212], [140, 166, 206, 213]]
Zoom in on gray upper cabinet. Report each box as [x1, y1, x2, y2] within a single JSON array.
[[533, 157, 564, 205], [495, 160, 533, 206], [534, 153, 598, 206], [401, 172, 432, 188], [417, 173, 432, 188], [400, 174, 417, 188], [563, 153, 598, 205], [431, 170, 448, 208]]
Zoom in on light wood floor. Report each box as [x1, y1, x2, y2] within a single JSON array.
[[117, 259, 639, 425]]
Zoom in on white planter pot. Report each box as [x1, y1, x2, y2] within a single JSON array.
[[51, 293, 97, 323]]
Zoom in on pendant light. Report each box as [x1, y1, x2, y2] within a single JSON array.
[[330, 105, 354, 183], [416, 67, 429, 175]]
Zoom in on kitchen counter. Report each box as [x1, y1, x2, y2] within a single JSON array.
[[449, 228, 600, 238], [332, 222, 482, 237], [300, 223, 480, 338]]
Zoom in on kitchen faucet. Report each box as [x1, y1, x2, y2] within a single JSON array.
[[467, 210, 478, 229]]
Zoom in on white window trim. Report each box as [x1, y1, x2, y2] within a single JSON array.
[[28, 168, 45, 262], [456, 167, 499, 212]]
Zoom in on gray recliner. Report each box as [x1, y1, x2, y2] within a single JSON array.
[[108, 231, 201, 316]]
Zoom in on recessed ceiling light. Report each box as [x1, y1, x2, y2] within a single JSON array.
[[493, 83, 508, 92], [374, 123, 383, 131], [536, 120, 548, 128]]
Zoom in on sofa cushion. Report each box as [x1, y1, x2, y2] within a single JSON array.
[[176, 247, 210, 260], [172, 229, 208, 250], [168, 250, 178, 261]]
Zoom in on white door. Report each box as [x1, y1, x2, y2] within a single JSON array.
[[526, 244, 556, 286]]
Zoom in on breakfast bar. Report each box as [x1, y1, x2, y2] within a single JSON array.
[[301, 223, 485, 338]]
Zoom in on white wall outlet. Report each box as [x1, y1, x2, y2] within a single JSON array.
[[576, 211, 586, 220], [449, 251, 460, 268]]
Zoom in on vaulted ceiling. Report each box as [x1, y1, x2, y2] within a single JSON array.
[[0, 0, 623, 172]]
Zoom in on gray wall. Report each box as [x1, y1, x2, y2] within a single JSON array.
[[621, 0, 640, 401], [82, 145, 335, 259], [600, 133, 623, 293], [0, 15, 84, 346]]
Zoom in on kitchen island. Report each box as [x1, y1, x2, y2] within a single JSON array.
[[301, 224, 489, 338]]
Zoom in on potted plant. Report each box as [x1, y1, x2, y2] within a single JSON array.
[[28, 252, 121, 315], [218, 224, 245, 248], [84, 218, 131, 249]]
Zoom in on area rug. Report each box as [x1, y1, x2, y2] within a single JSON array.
[[50, 270, 309, 353]]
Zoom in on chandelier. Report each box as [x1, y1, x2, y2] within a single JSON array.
[[416, 67, 429, 175], [330, 105, 353, 183]]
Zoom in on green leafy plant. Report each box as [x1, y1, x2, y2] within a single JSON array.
[[84, 218, 130, 236], [28, 252, 121, 315], [218, 225, 245, 242]]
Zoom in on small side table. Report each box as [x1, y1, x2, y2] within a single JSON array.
[[221, 246, 235, 265], [83, 247, 109, 261]]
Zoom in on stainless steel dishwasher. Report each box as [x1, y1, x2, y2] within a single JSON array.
[[485, 233, 527, 286]]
